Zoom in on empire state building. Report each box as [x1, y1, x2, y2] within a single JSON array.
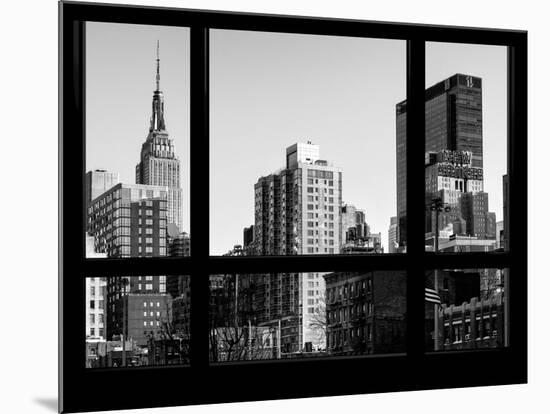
[[136, 42, 183, 231]]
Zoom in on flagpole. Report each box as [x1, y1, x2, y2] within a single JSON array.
[[434, 209, 440, 352], [429, 197, 449, 351]]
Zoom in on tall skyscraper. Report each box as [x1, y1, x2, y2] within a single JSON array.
[[396, 74, 496, 247], [254, 142, 342, 256], [252, 142, 342, 352], [135, 42, 183, 232]]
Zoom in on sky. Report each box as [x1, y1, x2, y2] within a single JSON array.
[[85, 23, 507, 256]]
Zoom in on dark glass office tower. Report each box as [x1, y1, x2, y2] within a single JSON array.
[[396, 74, 488, 248], [424, 74, 483, 168]]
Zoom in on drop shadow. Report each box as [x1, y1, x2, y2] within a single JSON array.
[[33, 397, 58, 412]]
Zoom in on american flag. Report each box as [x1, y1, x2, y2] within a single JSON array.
[[424, 287, 441, 304]]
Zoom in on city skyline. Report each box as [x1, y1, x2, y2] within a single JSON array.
[[84, 23, 506, 255], [210, 30, 406, 254], [210, 32, 507, 254], [82, 22, 510, 368]]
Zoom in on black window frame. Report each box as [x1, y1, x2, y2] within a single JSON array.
[[59, 2, 527, 413]]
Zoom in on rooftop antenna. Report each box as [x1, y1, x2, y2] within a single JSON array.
[[156, 40, 160, 91]]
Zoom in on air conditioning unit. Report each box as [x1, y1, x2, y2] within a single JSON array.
[[465, 334, 471, 341], [492, 330, 498, 338]]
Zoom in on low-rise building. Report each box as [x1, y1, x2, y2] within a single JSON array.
[[109, 293, 172, 347], [325, 271, 406, 356], [439, 292, 506, 350]]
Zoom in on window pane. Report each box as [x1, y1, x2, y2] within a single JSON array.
[[210, 30, 406, 256], [423, 43, 508, 252], [209, 272, 406, 362], [85, 22, 190, 258], [425, 268, 508, 351], [85, 275, 190, 368]]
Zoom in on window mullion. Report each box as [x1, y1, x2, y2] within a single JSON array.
[[189, 25, 211, 369], [405, 39, 426, 358], [507, 41, 527, 354]]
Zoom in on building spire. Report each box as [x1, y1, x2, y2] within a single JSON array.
[[156, 40, 160, 91], [150, 40, 166, 132]]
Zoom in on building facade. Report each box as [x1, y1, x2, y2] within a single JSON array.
[[243, 225, 255, 255], [388, 216, 398, 253], [439, 292, 505, 350], [252, 142, 342, 352], [325, 271, 407, 355], [168, 231, 190, 257], [87, 184, 171, 341], [86, 169, 120, 205], [87, 183, 168, 258], [341, 204, 369, 244], [254, 142, 342, 256], [85, 236, 107, 339], [109, 293, 172, 347]]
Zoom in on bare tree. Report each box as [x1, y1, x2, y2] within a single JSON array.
[[147, 289, 191, 365], [307, 290, 327, 350], [209, 275, 274, 362]]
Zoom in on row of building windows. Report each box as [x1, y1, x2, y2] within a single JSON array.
[[89, 300, 104, 309], [138, 246, 167, 255], [306, 170, 334, 179], [143, 311, 161, 317], [144, 302, 162, 308], [307, 195, 335, 202], [88, 328, 105, 337], [328, 303, 374, 324], [306, 217, 335, 227], [306, 184, 334, 194], [306, 238, 335, 245], [307, 204, 335, 212], [327, 280, 372, 303], [306, 247, 335, 253], [89, 286, 106, 297], [307, 178, 336, 190], [328, 326, 373, 348], [442, 316, 499, 344], [89, 314, 105, 324]]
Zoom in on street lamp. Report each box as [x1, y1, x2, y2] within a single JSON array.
[[428, 197, 450, 351]]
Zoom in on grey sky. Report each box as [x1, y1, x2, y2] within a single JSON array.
[[86, 22, 190, 234], [85, 23, 506, 256]]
